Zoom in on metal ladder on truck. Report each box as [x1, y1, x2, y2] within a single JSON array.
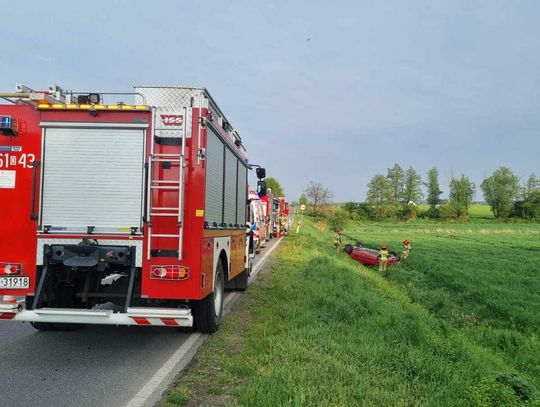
[[146, 107, 187, 261]]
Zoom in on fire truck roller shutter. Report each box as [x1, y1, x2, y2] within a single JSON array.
[[40, 127, 145, 234], [236, 162, 247, 224], [205, 127, 224, 226], [223, 147, 237, 225]]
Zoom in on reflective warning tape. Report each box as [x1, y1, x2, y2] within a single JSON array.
[[130, 317, 181, 327]]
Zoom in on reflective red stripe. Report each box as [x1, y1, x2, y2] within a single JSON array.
[[132, 317, 151, 325], [161, 318, 179, 326], [0, 313, 16, 320]]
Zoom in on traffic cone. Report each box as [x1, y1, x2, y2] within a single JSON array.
[[2, 295, 17, 304]]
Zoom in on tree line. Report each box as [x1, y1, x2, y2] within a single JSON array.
[[349, 164, 539, 221]]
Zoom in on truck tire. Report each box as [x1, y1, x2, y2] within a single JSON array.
[[51, 286, 84, 331], [247, 252, 254, 278], [193, 260, 225, 333], [26, 289, 84, 331], [30, 322, 55, 331], [25, 296, 56, 331], [51, 322, 84, 331], [233, 268, 249, 291]]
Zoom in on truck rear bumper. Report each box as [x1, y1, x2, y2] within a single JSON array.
[[0, 303, 193, 327]]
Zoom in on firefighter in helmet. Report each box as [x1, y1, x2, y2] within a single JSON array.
[[334, 228, 342, 251], [280, 214, 288, 235], [401, 239, 411, 260], [378, 243, 389, 271]]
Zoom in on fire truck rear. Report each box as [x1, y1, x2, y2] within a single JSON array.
[[0, 84, 259, 333]]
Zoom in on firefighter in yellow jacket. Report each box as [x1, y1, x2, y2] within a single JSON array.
[[378, 244, 389, 271], [334, 229, 342, 251], [401, 239, 411, 260]]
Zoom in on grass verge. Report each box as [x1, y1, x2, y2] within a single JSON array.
[[164, 217, 539, 406]]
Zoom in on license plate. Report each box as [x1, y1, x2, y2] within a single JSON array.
[[0, 276, 30, 289]]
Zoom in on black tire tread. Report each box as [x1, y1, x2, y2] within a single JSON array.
[[193, 261, 224, 333], [233, 269, 249, 291], [30, 322, 55, 331]]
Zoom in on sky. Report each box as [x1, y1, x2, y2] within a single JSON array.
[[1, 0, 539, 201]]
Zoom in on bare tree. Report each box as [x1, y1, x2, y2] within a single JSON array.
[[305, 181, 333, 216]]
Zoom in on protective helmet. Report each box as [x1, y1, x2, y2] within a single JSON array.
[[403, 239, 409, 244], [381, 244, 387, 249]]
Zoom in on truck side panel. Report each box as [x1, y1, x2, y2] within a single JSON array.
[[0, 105, 40, 296]]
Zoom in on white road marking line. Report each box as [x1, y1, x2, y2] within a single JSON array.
[[250, 237, 283, 280], [124, 333, 203, 407], [124, 237, 283, 407]]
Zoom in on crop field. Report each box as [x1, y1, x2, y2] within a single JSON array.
[[167, 216, 540, 406]]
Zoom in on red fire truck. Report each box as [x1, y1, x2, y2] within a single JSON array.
[[0, 84, 264, 333]]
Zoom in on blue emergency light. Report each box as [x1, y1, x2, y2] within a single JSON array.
[[0, 115, 17, 136], [0, 116, 12, 128]]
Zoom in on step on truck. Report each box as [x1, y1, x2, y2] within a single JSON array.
[[0, 84, 264, 333]]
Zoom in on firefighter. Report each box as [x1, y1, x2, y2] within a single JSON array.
[[401, 239, 411, 260], [378, 244, 389, 271], [334, 228, 342, 251], [280, 214, 288, 235]]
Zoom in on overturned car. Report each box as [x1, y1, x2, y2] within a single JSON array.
[[344, 242, 400, 268]]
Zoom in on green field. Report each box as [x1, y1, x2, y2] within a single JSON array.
[[416, 203, 495, 220], [166, 217, 540, 406]]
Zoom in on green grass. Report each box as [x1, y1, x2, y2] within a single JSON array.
[[468, 204, 496, 219], [166, 217, 540, 406]]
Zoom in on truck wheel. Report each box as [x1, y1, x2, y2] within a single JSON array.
[[30, 322, 55, 331], [51, 286, 84, 331], [25, 296, 56, 331], [233, 268, 249, 291], [193, 260, 225, 333], [247, 253, 254, 278], [51, 322, 84, 331]]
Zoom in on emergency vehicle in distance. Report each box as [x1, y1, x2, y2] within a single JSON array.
[[247, 190, 267, 253], [260, 189, 276, 240], [0, 83, 266, 333]]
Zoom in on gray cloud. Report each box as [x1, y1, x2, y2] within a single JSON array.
[[1, 0, 538, 200]]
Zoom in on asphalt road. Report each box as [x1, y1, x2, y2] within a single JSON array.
[[0, 236, 283, 407]]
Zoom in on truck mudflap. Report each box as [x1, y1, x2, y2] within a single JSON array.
[[0, 302, 193, 327]]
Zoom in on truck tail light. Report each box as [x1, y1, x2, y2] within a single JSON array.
[[0, 263, 22, 276], [151, 265, 189, 281]]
